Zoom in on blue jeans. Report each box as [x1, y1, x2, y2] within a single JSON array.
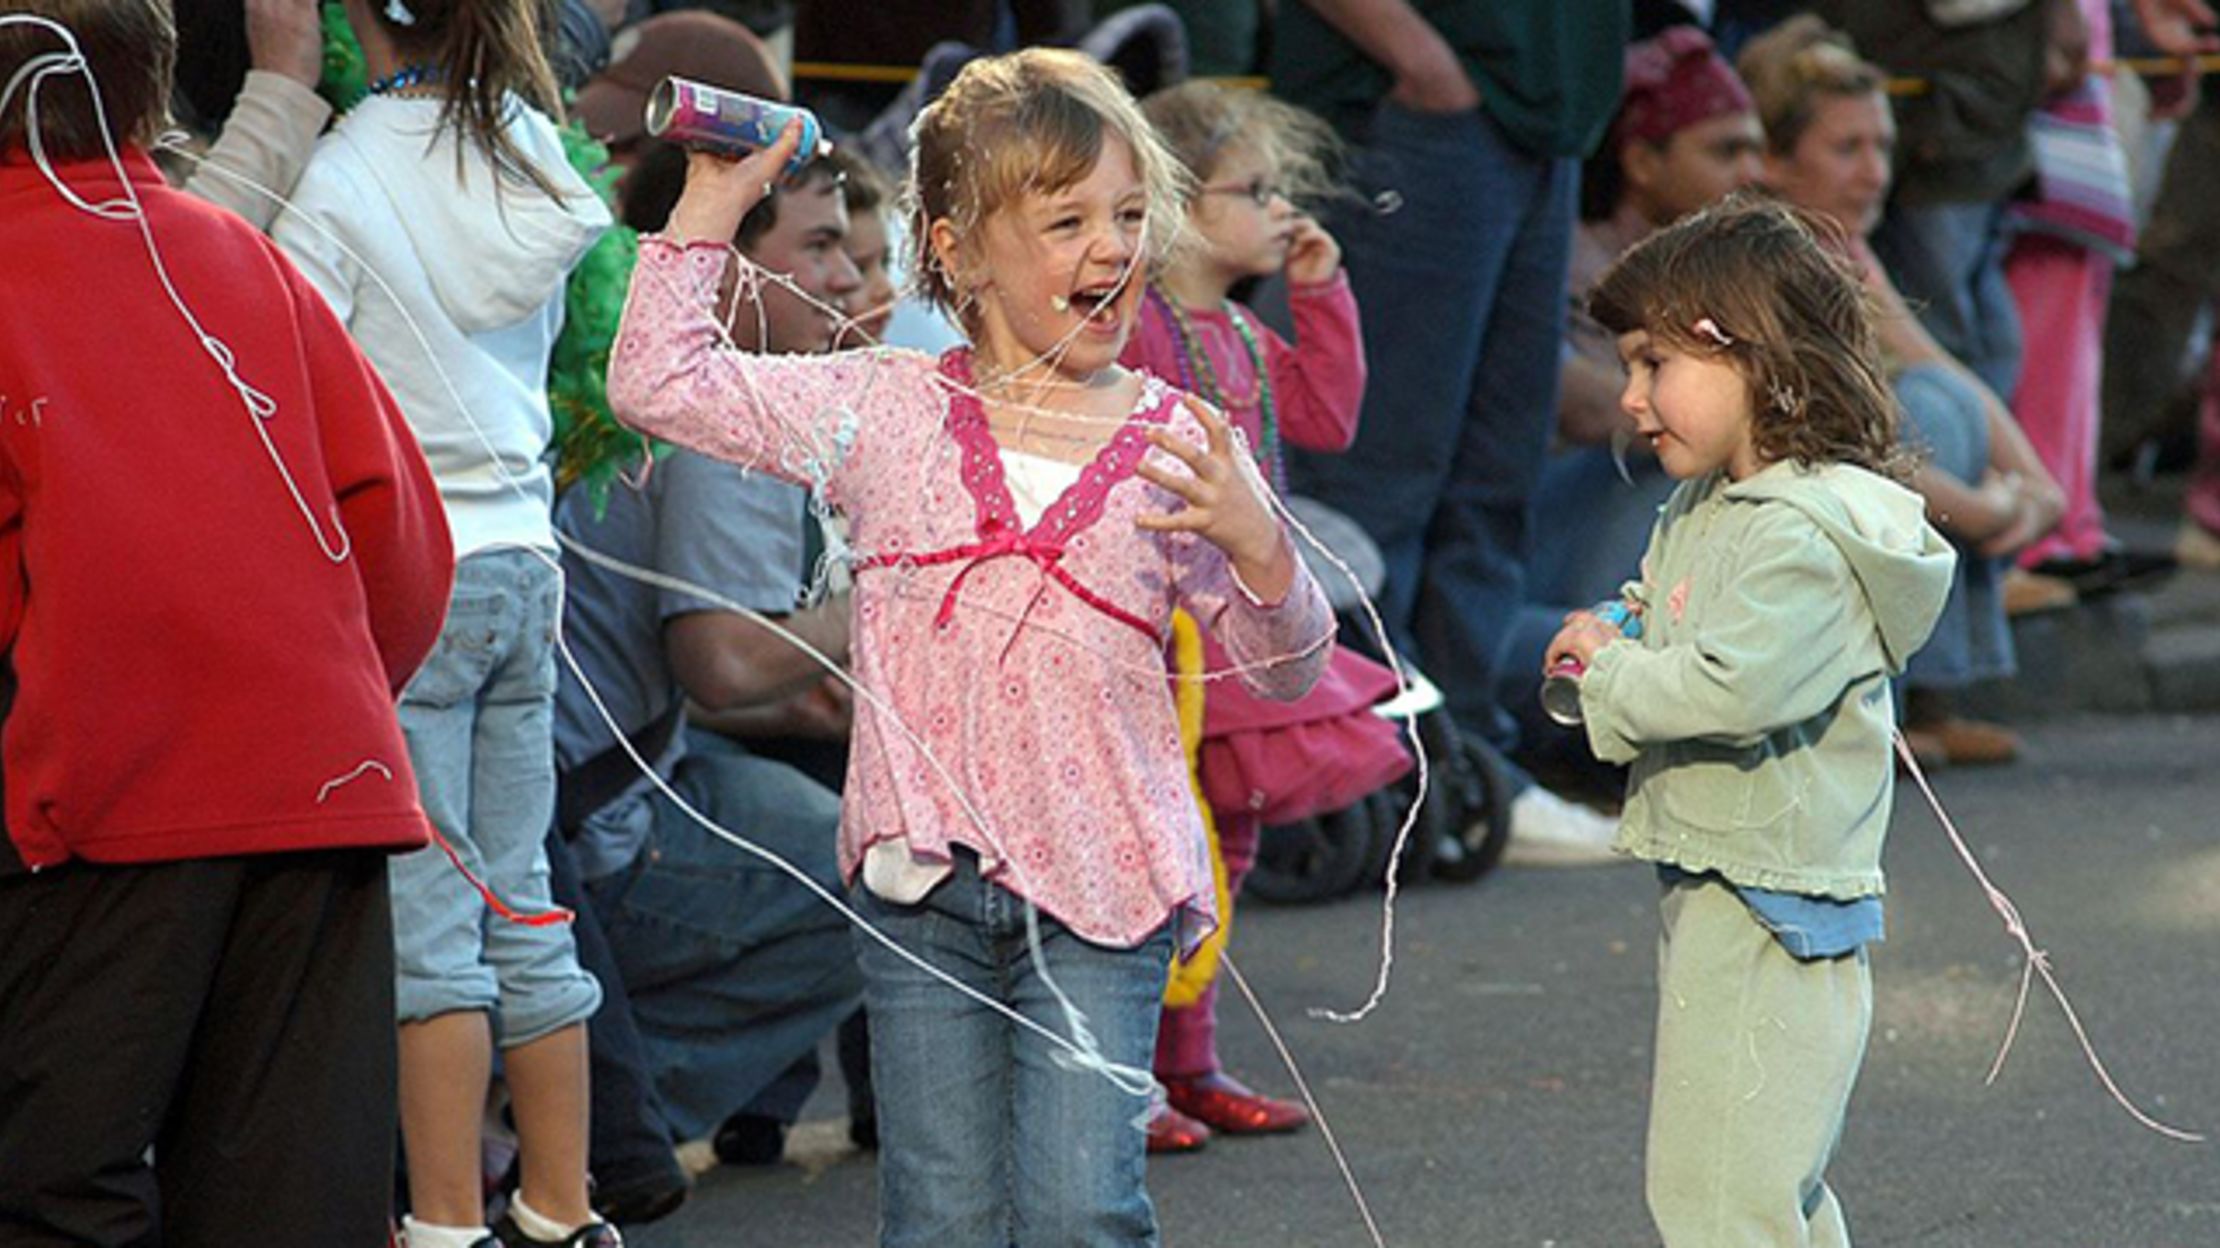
[[1289, 100, 1578, 755], [584, 729, 863, 1140], [855, 855, 1173, 1248], [1870, 200, 2024, 400], [392, 547, 600, 1043], [1896, 365, 2014, 688]]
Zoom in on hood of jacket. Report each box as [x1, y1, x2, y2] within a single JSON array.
[[332, 95, 610, 333], [1721, 461, 1955, 670]]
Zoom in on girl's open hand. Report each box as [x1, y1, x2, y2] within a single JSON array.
[[1136, 397, 1294, 600], [665, 118, 809, 247], [1284, 216, 1342, 286]]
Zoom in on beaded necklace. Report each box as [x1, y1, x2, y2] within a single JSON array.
[[367, 63, 441, 95], [1148, 284, 1284, 490]]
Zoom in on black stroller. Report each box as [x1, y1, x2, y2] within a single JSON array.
[[1242, 500, 1517, 904]]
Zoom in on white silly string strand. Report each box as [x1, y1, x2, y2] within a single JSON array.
[[92, 66, 1409, 1227], [2, 17, 352, 564], [1893, 732, 2201, 1142], [180, 137, 1164, 1108]]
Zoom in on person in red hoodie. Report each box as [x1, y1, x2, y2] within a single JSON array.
[[0, 1, 452, 1242]]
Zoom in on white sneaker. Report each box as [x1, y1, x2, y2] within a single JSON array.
[[1501, 787, 1625, 867]]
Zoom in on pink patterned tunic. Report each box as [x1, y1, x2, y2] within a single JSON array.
[[608, 239, 1333, 946]]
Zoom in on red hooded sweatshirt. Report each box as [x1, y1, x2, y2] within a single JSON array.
[[0, 149, 453, 871]]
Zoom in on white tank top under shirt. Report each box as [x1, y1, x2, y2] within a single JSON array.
[[862, 449, 1088, 901]]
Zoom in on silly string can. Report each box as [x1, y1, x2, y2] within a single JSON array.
[[644, 76, 827, 176], [1541, 598, 1644, 727]]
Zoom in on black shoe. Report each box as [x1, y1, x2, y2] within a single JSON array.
[[711, 1112, 786, 1166], [848, 1111, 878, 1151], [2033, 548, 2177, 598], [487, 1211, 623, 1247], [591, 1167, 690, 1228]]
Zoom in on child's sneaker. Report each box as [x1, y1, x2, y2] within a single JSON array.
[[487, 1212, 622, 1248], [1501, 786, 1624, 867]]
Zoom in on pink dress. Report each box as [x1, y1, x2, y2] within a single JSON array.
[[2004, 0, 2127, 566], [608, 239, 1334, 947]]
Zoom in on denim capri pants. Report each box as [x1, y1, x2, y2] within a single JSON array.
[[391, 547, 601, 1044]]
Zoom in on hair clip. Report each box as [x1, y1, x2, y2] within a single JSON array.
[[1692, 317, 1735, 348], [385, 0, 417, 26]]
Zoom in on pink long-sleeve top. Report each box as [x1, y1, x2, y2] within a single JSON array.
[[1120, 272, 1366, 467], [609, 239, 1333, 947]]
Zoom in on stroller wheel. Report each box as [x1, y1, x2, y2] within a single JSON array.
[[1427, 729, 1514, 885], [1245, 803, 1380, 904]]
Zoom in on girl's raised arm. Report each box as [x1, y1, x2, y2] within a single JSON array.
[[606, 124, 915, 492], [607, 239, 906, 494], [1264, 270, 1366, 453]]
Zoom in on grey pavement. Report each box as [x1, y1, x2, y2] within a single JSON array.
[[632, 710, 2220, 1248], [1970, 476, 2220, 718]]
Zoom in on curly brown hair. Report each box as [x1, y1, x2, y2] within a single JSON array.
[[1589, 191, 1905, 478]]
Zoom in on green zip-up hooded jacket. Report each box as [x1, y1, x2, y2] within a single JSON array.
[[1580, 461, 1954, 898]]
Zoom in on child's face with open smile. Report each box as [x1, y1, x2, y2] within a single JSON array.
[[947, 133, 1152, 382], [1616, 328, 1765, 481]]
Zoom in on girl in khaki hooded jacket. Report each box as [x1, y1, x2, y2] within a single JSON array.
[[1548, 195, 1953, 1248]]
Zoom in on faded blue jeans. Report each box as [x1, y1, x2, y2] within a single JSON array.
[[1870, 200, 2024, 401], [854, 852, 1173, 1248], [392, 547, 600, 1043], [1895, 364, 2014, 689], [583, 728, 862, 1140], [1288, 99, 1578, 757]]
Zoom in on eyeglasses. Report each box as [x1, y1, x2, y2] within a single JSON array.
[[1200, 177, 1285, 208]]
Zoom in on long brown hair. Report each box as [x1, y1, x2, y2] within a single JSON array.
[[367, 0, 565, 198], [1589, 192, 1904, 477]]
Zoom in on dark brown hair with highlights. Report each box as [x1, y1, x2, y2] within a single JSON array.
[[367, 0, 565, 198], [1589, 192, 1904, 477], [0, 0, 174, 161]]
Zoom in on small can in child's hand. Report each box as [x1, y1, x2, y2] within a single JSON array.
[[645, 76, 827, 175], [1540, 599, 1642, 727], [1541, 656, 1591, 726]]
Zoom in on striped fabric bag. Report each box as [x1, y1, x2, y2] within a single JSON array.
[[2006, 76, 2138, 263]]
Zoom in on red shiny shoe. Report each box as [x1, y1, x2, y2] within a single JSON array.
[[1162, 1072, 1310, 1135], [1145, 1104, 1211, 1154]]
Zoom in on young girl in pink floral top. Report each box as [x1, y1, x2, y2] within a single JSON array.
[[607, 48, 1330, 1244]]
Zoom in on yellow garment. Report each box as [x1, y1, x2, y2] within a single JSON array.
[[1165, 610, 1232, 1007]]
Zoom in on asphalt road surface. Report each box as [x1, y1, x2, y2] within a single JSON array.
[[633, 712, 2219, 1248]]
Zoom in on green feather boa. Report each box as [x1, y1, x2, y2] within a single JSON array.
[[317, 3, 656, 510]]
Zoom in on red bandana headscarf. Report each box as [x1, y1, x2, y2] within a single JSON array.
[[1611, 26, 1755, 150]]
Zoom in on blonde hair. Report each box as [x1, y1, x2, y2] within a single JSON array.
[[1589, 192, 1903, 478], [1140, 79, 1341, 206], [1735, 15, 1885, 157], [904, 47, 1189, 328]]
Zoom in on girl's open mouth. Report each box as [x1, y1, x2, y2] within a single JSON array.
[[1065, 281, 1126, 329]]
